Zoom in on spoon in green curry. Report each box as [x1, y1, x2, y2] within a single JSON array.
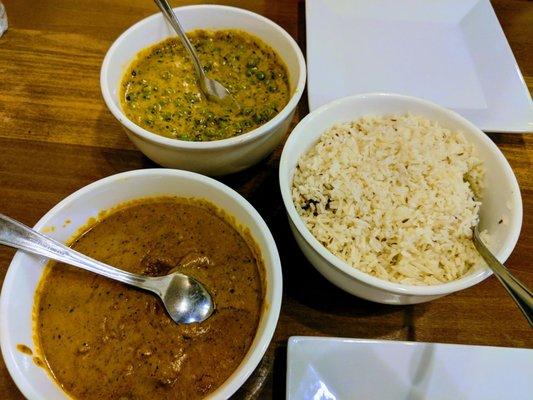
[[0, 213, 214, 325], [154, 0, 239, 109]]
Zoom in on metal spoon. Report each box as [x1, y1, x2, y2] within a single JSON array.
[[0, 213, 214, 324], [154, 0, 237, 107], [473, 224, 532, 327]]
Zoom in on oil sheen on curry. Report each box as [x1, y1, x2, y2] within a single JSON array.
[[120, 29, 290, 141], [34, 197, 264, 399]]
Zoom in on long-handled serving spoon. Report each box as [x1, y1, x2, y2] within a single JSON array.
[[0, 213, 214, 324], [473, 224, 532, 327], [154, 0, 238, 108]]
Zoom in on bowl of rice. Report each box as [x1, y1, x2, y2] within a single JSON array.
[[279, 93, 522, 304]]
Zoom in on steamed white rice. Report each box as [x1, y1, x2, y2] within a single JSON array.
[[292, 114, 487, 285]]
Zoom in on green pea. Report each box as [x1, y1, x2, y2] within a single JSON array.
[[256, 71, 266, 80]]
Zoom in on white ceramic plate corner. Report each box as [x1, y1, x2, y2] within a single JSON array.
[[306, 0, 533, 133], [286, 336, 533, 400]]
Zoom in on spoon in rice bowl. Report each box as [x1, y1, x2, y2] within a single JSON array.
[[473, 224, 532, 327]]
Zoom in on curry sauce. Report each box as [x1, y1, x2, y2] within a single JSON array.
[[120, 29, 290, 141], [34, 198, 264, 399]]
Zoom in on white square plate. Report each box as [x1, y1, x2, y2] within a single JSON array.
[[287, 336, 533, 400], [306, 0, 533, 132]]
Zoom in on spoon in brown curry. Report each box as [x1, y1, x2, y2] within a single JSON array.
[[0, 214, 214, 324]]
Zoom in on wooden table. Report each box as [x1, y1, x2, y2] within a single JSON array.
[[0, 0, 531, 398]]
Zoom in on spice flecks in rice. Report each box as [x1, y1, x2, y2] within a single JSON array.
[[292, 114, 486, 285]]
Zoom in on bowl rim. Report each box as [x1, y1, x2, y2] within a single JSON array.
[[279, 92, 523, 296], [100, 4, 307, 150], [0, 168, 283, 400]]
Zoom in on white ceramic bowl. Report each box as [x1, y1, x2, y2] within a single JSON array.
[[279, 93, 522, 305], [101, 5, 306, 176], [0, 169, 283, 400]]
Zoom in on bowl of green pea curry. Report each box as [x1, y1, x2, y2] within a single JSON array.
[[101, 5, 306, 175]]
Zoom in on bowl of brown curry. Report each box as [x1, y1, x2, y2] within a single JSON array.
[[101, 5, 306, 176], [0, 169, 283, 400]]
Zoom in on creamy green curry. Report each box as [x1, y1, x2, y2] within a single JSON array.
[[120, 30, 290, 141]]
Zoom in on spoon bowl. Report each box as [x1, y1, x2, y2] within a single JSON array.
[[200, 75, 240, 109], [0, 213, 214, 325], [158, 273, 214, 324]]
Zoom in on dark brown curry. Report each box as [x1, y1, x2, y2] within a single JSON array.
[[34, 197, 263, 399]]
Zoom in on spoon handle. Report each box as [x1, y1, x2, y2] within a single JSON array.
[[154, 0, 205, 80], [0, 213, 155, 291], [473, 227, 533, 327]]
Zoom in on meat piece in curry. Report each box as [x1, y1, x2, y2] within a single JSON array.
[[34, 197, 264, 400]]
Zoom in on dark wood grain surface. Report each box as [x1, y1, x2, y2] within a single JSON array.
[[0, 1, 532, 399]]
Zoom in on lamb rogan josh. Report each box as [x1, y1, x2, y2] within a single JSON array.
[[120, 29, 290, 141], [34, 197, 264, 400]]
